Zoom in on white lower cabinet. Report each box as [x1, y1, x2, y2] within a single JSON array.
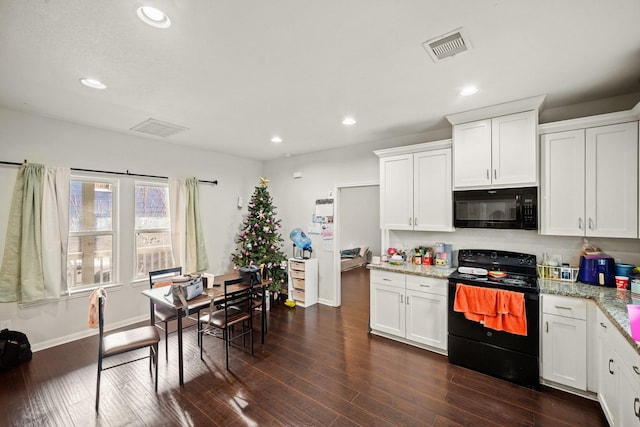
[[541, 295, 588, 390], [369, 270, 447, 353]]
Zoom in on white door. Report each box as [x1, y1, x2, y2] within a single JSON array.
[[540, 129, 586, 236], [585, 121, 638, 238], [491, 111, 537, 187], [453, 119, 492, 189], [380, 154, 413, 230], [414, 148, 453, 232], [370, 283, 405, 337], [405, 289, 447, 350], [542, 313, 587, 390]]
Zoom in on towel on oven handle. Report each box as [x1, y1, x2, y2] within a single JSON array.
[[454, 283, 527, 336]]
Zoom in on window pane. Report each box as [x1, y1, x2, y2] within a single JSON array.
[[67, 235, 113, 287], [136, 231, 173, 277], [135, 185, 170, 229], [69, 181, 113, 232]]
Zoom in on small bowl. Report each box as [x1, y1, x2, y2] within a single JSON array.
[[617, 264, 635, 277]]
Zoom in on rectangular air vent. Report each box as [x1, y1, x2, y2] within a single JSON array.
[[130, 118, 189, 137], [422, 27, 471, 62]]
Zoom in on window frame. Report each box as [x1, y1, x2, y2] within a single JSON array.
[[133, 180, 174, 280], [66, 175, 119, 293]]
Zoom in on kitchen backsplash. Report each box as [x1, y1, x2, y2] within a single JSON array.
[[388, 229, 640, 268]]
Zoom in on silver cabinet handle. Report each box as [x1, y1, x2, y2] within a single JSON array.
[[493, 169, 497, 179], [555, 306, 572, 311], [588, 218, 594, 230], [546, 321, 549, 333], [414, 217, 417, 226], [406, 296, 410, 305], [486, 169, 490, 180], [578, 218, 583, 230], [400, 294, 403, 304], [408, 217, 412, 226], [635, 398, 640, 418], [419, 284, 431, 287], [634, 366, 640, 376], [609, 359, 615, 375], [600, 322, 607, 329], [383, 278, 391, 282]]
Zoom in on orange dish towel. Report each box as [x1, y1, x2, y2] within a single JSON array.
[[453, 283, 527, 336]]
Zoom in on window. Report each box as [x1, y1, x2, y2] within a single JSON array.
[[67, 178, 117, 290], [135, 182, 173, 278]]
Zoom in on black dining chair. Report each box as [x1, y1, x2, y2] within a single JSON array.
[[149, 267, 182, 360], [198, 278, 254, 370], [95, 294, 160, 412]]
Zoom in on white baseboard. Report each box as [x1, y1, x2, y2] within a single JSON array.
[[31, 314, 150, 352], [318, 297, 337, 307]]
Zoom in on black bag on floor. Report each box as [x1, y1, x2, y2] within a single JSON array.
[[0, 329, 32, 369]]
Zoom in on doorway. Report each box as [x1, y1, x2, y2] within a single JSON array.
[[332, 182, 379, 307]]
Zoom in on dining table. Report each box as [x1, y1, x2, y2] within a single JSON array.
[[141, 273, 266, 385]]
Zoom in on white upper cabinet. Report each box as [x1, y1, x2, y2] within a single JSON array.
[[376, 140, 453, 232], [541, 121, 638, 238], [453, 110, 537, 189]]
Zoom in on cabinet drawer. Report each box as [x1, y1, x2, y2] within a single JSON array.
[[290, 269, 305, 280], [290, 260, 305, 271], [370, 270, 405, 288], [543, 294, 587, 320], [405, 276, 447, 296], [292, 289, 305, 302], [292, 278, 305, 290], [616, 331, 640, 386]]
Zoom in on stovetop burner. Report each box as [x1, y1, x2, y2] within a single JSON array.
[[449, 249, 539, 293]]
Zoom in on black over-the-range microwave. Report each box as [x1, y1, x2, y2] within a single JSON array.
[[453, 187, 538, 230]]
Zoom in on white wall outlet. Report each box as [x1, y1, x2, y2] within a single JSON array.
[[237, 196, 243, 209], [0, 319, 12, 330], [292, 171, 303, 179]]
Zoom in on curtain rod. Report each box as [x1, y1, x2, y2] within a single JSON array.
[[0, 160, 218, 185]]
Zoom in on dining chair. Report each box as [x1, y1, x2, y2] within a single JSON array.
[[95, 294, 160, 412], [149, 267, 183, 360], [198, 278, 254, 370]]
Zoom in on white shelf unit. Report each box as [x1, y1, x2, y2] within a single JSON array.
[[288, 258, 318, 308]]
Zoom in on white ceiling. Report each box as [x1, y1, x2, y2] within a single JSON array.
[[1, 1, 639, 160]]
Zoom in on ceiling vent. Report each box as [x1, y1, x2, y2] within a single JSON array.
[[422, 27, 471, 62], [130, 118, 189, 137]]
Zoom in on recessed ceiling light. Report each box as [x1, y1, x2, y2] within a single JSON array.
[[136, 6, 171, 29], [342, 117, 356, 126], [270, 136, 283, 143], [80, 78, 107, 89], [460, 86, 478, 96]]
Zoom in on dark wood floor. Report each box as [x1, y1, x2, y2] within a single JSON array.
[[1, 267, 607, 426]]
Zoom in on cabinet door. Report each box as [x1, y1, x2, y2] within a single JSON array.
[[585, 122, 638, 238], [370, 283, 405, 337], [453, 119, 492, 189], [405, 289, 447, 350], [598, 310, 620, 426], [541, 312, 587, 390], [619, 368, 640, 426], [540, 130, 586, 236], [491, 111, 537, 187], [380, 154, 413, 229], [414, 148, 453, 232]]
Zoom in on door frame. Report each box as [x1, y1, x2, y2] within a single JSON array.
[[332, 181, 379, 307]]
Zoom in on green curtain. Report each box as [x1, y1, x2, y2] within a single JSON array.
[[185, 178, 209, 272], [0, 164, 45, 302]]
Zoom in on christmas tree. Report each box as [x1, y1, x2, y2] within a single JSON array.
[[231, 177, 288, 293]]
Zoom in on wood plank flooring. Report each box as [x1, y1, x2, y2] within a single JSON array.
[[0, 267, 607, 426]]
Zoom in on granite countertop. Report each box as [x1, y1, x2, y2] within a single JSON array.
[[367, 262, 456, 279], [539, 279, 640, 352], [368, 262, 639, 353]]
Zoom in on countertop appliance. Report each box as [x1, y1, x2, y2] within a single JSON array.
[[448, 249, 539, 388], [579, 253, 615, 286], [453, 187, 537, 230]]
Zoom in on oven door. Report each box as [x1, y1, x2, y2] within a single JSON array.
[[447, 281, 539, 356]]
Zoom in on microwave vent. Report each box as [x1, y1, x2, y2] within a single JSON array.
[[422, 28, 471, 62]]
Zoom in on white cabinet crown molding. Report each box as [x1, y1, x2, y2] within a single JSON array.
[[445, 94, 546, 126], [374, 139, 451, 158], [539, 107, 640, 134]]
